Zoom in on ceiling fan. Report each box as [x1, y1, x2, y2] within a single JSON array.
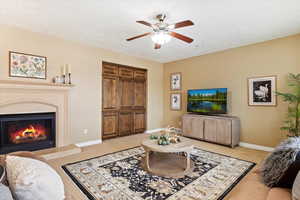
[[126, 14, 194, 49]]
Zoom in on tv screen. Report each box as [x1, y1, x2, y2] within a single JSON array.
[[187, 88, 227, 114]]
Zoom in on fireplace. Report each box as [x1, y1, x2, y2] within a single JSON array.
[[0, 112, 56, 154]]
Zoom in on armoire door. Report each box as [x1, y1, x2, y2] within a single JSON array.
[[119, 78, 134, 110], [134, 111, 146, 133], [102, 111, 118, 139], [102, 62, 147, 140], [134, 80, 146, 109], [102, 76, 118, 110], [103, 62, 118, 76], [119, 111, 133, 136]]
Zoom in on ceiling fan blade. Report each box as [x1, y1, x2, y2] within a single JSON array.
[[154, 43, 161, 49], [126, 32, 151, 41], [169, 32, 194, 43], [136, 21, 153, 27], [169, 20, 194, 29]]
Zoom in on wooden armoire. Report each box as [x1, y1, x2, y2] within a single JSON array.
[[102, 62, 147, 140]]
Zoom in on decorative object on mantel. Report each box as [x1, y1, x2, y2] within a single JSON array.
[[248, 75, 277, 106], [9, 51, 47, 79], [53, 64, 72, 85], [66, 64, 72, 85]]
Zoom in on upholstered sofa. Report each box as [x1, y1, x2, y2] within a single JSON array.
[[227, 166, 292, 200], [0, 151, 74, 200], [0, 151, 294, 200]]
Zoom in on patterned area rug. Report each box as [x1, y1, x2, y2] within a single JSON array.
[[62, 147, 255, 200]]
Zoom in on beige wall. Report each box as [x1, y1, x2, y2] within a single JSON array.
[[0, 24, 164, 144], [1, 24, 299, 148], [164, 34, 300, 147]]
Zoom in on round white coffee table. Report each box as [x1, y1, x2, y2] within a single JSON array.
[[141, 137, 194, 178]]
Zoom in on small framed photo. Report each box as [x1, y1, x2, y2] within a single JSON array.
[[248, 75, 277, 106], [170, 72, 181, 91], [9, 51, 47, 79], [170, 93, 182, 111]]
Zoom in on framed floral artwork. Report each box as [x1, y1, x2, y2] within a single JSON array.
[[248, 75, 277, 106], [170, 93, 182, 111], [9, 51, 47, 79], [170, 72, 182, 91]]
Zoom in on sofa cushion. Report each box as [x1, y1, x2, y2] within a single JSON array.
[[0, 183, 14, 200], [276, 151, 300, 188], [6, 155, 65, 200], [0, 165, 5, 183], [223, 170, 270, 200], [267, 188, 292, 200]]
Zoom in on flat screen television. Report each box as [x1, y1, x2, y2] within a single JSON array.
[[187, 88, 227, 114]]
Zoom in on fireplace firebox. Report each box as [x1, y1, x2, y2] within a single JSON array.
[[0, 112, 56, 154]]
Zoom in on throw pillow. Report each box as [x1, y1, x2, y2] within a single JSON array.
[[261, 137, 300, 188], [292, 171, 300, 200], [0, 165, 5, 183], [276, 151, 300, 188], [6, 155, 65, 200], [0, 183, 14, 200]]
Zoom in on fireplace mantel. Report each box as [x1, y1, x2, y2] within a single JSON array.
[[0, 81, 71, 147], [0, 80, 74, 90]]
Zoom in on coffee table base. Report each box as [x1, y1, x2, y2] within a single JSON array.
[[141, 152, 195, 178]]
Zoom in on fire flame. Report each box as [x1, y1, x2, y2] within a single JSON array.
[[9, 124, 47, 144]]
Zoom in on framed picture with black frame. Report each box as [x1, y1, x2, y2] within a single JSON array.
[[248, 75, 277, 106]]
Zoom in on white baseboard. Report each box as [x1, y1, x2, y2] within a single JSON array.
[[239, 142, 274, 152], [75, 139, 102, 147], [145, 128, 165, 134]]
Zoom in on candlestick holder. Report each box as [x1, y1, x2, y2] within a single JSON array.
[[68, 73, 72, 84], [62, 74, 66, 84]]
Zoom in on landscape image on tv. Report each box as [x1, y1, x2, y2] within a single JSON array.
[[187, 88, 227, 114]]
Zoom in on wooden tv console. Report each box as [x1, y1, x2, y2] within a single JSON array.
[[182, 114, 240, 148]]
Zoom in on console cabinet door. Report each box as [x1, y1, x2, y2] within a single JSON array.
[[102, 76, 118, 110], [182, 117, 204, 139], [119, 112, 133, 136], [134, 111, 146, 133], [102, 112, 118, 139], [119, 78, 134, 110], [216, 119, 232, 145], [192, 118, 204, 139], [204, 119, 217, 142], [182, 117, 193, 137]]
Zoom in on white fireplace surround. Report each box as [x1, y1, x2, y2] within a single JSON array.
[[0, 82, 71, 147]]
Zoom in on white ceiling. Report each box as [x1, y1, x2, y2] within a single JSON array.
[[1, 0, 300, 63]]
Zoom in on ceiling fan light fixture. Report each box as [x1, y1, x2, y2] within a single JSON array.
[[151, 31, 172, 45]]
